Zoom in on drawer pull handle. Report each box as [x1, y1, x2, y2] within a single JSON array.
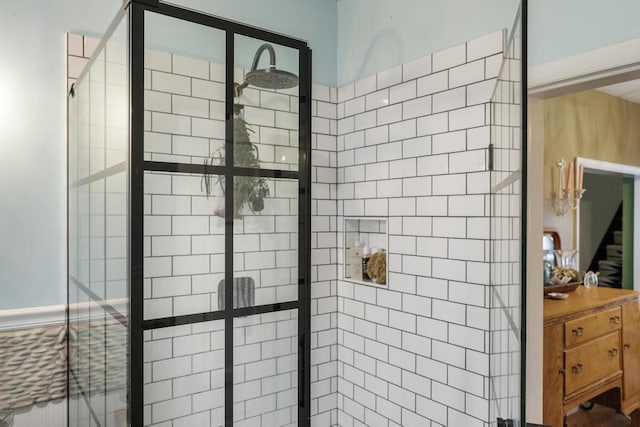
[[610, 316, 621, 325], [624, 344, 631, 350], [572, 364, 583, 374], [572, 327, 584, 337], [609, 348, 619, 357]]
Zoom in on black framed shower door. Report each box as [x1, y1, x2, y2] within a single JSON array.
[[129, 2, 312, 426]]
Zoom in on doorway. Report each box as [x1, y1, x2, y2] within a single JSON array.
[[578, 168, 636, 289], [527, 37, 640, 426]]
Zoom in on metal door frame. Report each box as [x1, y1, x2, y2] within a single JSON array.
[[128, 2, 312, 425]]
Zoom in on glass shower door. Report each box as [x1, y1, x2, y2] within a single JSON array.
[[68, 9, 129, 427], [489, 5, 525, 426], [231, 34, 302, 426], [140, 11, 229, 427], [135, 4, 311, 426]]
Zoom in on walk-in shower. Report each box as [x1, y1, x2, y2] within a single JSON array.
[[67, 1, 311, 426]]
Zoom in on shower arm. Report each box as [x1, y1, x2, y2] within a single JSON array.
[[236, 43, 277, 93]]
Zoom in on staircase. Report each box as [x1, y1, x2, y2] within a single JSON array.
[[588, 205, 623, 288], [598, 231, 622, 287]]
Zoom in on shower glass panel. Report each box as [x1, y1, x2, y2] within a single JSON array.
[[69, 3, 310, 425], [143, 171, 226, 320], [234, 34, 299, 172], [68, 9, 129, 427], [142, 320, 225, 426], [142, 11, 226, 320], [233, 309, 299, 426], [135, 3, 311, 427], [489, 5, 524, 426], [143, 12, 226, 166], [233, 177, 298, 308]]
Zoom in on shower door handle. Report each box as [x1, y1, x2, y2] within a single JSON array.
[[299, 333, 305, 409]]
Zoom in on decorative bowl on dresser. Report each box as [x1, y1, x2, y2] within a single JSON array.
[[543, 286, 640, 427], [544, 282, 580, 295]]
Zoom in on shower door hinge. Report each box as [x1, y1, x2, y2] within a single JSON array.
[[488, 143, 494, 171], [497, 418, 514, 427]]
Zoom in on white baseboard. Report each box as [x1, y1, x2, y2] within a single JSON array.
[[0, 298, 129, 331], [0, 305, 65, 331]]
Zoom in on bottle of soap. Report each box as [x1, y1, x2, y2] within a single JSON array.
[[347, 238, 362, 279], [362, 245, 371, 281]]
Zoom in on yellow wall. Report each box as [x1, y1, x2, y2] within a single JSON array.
[[544, 90, 640, 169], [543, 90, 640, 250]]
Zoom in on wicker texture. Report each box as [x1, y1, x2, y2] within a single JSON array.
[[0, 325, 66, 410], [67, 317, 127, 398], [0, 316, 128, 411]]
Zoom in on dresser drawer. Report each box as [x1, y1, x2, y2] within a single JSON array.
[[565, 331, 621, 396], [565, 306, 622, 347]]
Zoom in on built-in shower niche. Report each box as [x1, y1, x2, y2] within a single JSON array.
[[342, 217, 388, 287]]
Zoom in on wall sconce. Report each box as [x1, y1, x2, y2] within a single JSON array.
[[552, 159, 586, 216]]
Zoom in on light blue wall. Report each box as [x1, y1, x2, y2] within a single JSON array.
[[173, 0, 337, 86], [332, 0, 640, 85], [336, 0, 520, 86], [529, 0, 640, 66], [145, 14, 302, 83], [0, 0, 122, 310]]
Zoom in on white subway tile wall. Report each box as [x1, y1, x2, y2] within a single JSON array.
[[309, 81, 339, 427], [140, 47, 303, 318], [143, 171, 227, 319], [143, 321, 225, 426], [335, 31, 505, 427], [233, 310, 299, 426], [139, 45, 338, 425], [73, 32, 332, 426], [70, 28, 510, 426], [143, 48, 299, 171]]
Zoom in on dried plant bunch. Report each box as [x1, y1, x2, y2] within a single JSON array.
[[367, 251, 387, 285], [551, 267, 581, 284], [202, 114, 270, 216]]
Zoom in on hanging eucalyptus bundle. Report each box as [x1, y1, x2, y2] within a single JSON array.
[[201, 115, 270, 217]]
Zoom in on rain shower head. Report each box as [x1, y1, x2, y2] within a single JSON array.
[[244, 67, 298, 90], [236, 43, 299, 94]]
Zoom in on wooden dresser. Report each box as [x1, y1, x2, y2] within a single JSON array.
[[543, 286, 640, 427]]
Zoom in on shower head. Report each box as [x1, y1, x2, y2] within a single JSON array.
[[237, 43, 299, 93], [244, 67, 299, 90]]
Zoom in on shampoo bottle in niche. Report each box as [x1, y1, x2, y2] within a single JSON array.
[[346, 238, 363, 279], [362, 245, 371, 281]]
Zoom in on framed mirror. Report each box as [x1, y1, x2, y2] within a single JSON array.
[[543, 228, 560, 265], [543, 228, 561, 283]]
